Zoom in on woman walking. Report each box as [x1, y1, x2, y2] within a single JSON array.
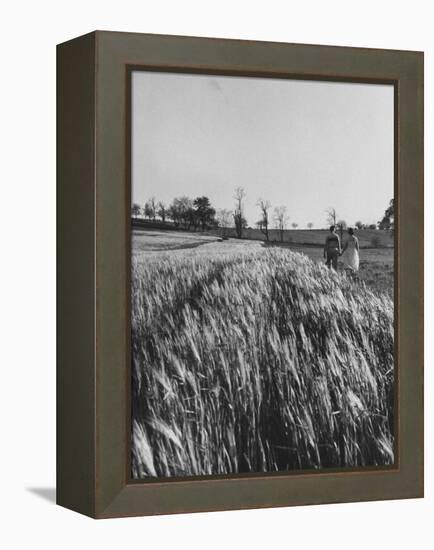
[[341, 227, 360, 275]]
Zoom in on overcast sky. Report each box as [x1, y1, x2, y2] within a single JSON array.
[[132, 71, 393, 229]]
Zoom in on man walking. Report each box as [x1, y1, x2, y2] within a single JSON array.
[[324, 225, 341, 270]]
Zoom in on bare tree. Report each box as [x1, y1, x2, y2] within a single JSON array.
[[144, 197, 157, 221], [291, 222, 298, 229], [149, 197, 157, 221], [143, 201, 153, 219], [326, 207, 347, 243], [257, 198, 271, 242], [273, 205, 289, 242], [158, 201, 167, 223], [326, 207, 337, 227], [336, 219, 347, 244], [216, 208, 232, 236], [307, 222, 314, 229], [233, 187, 246, 239]]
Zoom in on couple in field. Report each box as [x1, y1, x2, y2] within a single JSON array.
[[324, 225, 360, 274]]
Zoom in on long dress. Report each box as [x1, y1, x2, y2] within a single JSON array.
[[343, 236, 360, 272]]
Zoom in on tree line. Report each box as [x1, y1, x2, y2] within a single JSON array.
[[131, 187, 297, 241], [132, 190, 394, 240], [132, 196, 217, 232]]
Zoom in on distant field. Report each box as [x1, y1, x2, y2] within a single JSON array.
[[214, 227, 394, 249], [131, 228, 394, 477], [132, 219, 394, 249]]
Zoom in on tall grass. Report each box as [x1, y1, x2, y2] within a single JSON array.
[[131, 248, 394, 478]]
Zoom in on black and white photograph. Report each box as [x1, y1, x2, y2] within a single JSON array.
[[130, 71, 395, 479]]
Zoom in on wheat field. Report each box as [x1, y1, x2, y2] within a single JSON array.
[[131, 234, 394, 478]]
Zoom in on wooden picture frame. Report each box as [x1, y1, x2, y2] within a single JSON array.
[[57, 31, 423, 518]]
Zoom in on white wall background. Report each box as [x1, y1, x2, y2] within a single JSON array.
[[1, 1, 432, 548]]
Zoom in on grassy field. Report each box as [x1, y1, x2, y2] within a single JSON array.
[[131, 230, 394, 477], [132, 229, 222, 253], [266, 243, 394, 298], [133, 228, 394, 297]]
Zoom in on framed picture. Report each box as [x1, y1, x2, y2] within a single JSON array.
[[57, 31, 423, 518]]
